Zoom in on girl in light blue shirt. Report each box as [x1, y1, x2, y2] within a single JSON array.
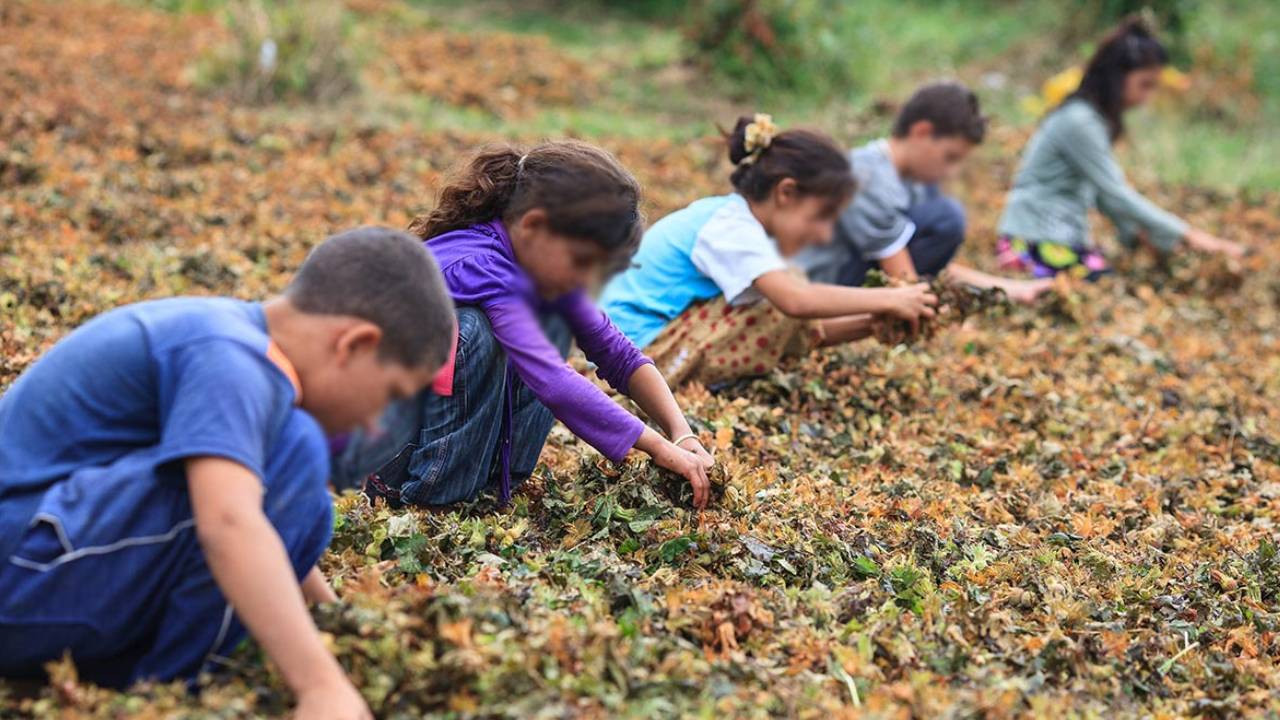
[[602, 115, 938, 387]]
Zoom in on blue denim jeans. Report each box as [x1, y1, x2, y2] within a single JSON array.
[[836, 186, 966, 286], [332, 307, 569, 506], [0, 410, 332, 686]]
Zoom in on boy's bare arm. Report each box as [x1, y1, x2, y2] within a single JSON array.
[[944, 263, 1054, 304], [878, 248, 919, 281], [187, 457, 369, 719], [302, 566, 339, 604]]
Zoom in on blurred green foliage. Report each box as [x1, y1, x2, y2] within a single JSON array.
[[193, 0, 360, 104]]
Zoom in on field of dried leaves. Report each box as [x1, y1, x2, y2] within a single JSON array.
[[2, 1, 1279, 717]]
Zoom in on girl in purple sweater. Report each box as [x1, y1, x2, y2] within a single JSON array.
[[333, 141, 716, 509]]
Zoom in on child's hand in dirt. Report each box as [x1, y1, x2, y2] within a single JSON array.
[[1185, 228, 1247, 260], [882, 283, 938, 335], [1000, 277, 1056, 304], [677, 436, 716, 472], [653, 440, 712, 510], [295, 678, 372, 720]]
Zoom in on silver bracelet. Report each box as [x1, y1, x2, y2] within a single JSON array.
[[671, 432, 700, 447]]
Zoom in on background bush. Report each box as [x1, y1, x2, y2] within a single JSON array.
[[195, 0, 358, 104]]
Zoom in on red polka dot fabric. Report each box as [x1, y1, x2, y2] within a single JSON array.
[[642, 296, 819, 387]]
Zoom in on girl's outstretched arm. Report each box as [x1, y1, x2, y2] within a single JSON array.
[[753, 269, 938, 333], [1183, 228, 1247, 259]]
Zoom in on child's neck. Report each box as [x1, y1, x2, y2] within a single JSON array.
[[885, 136, 914, 181], [262, 297, 327, 385], [745, 197, 777, 237]]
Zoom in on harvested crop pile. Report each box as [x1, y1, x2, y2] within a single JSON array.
[[2, 1, 1280, 717]]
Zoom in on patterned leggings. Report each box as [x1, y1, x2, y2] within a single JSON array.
[[996, 235, 1113, 282]]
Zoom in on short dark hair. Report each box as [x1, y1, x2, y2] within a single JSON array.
[[892, 81, 987, 144], [726, 117, 855, 212], [286, 226, 454, 369]]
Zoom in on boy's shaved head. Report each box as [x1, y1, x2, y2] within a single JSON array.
[[287, 227, 454, 369], [893, 81, 987, 144]]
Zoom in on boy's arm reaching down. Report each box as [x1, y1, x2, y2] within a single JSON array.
[[302, 566, 338, 604], [878, 247, 920, 281], [187, 457, 369, 720]]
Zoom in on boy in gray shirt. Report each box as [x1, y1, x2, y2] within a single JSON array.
[[799, 82, 1052, 303]]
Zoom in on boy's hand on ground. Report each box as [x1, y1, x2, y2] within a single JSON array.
[[295, 679, 372, 720], [1000, 277, 1055, 304]]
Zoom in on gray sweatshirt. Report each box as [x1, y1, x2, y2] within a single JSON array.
[[998, 99, 1187, 251]]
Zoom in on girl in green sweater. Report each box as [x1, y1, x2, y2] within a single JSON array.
[[997, 19, 1246, 280]]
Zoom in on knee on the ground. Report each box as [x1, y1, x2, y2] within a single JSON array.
[[456, 306, 502, 360], [931, 196, 967, 244]]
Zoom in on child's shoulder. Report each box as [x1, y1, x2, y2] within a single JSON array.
[[1047, 98, 1103, 131], [850, 138, 894, 182], [129, 297, 266, 350], [426, 220, 513, 270], [77, 297, 265, 358], [698, 193, 769, 244], [645, 194, 739, 241]]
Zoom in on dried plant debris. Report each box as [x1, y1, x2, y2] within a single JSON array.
[[3, 1, 1280, 717], [862, 269, 1011, 345]]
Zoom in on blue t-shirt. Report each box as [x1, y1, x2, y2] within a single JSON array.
[[601, 194, 787, 349], [0, 297, 326, 561]]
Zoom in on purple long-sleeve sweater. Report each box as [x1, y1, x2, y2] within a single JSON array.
[[427, 220, 652, 466]]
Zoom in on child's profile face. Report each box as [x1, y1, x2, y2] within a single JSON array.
[[769, 193, 843, 257], [904, 128, 975, 185], [1123, 66, 1162, 109], [304, 340, 437, 435], [511, 210, 610, 298]]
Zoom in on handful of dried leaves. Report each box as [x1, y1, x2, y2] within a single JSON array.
[[862, 269, 1010, 345]]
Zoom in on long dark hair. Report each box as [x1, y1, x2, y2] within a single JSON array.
[[1067, 17, 1169, 142], [410, 140, 644, 258], [726, 116, 855, 213]]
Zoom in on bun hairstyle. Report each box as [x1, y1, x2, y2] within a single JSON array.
[[1069, 17, 1170, 141], [726, 115, 855, 211], [410, 140, 644, 260]]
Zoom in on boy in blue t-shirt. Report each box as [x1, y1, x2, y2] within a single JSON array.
[[0, 227, 454, 718]]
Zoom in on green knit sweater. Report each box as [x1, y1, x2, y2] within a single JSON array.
[[998, 99, 1187, 251]]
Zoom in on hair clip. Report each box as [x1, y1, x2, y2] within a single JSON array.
[[740, 113, 779, 165]]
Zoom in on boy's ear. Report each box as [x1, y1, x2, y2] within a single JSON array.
[[334, 321, 384, 366], [909, 119, 935, 139]]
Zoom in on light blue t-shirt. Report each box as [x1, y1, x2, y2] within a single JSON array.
[[0, 297, 327, 561], [601, 194, 787, 349]]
